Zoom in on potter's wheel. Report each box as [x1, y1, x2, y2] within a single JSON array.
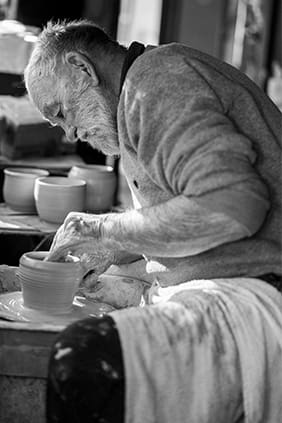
[[0, 291, 116, 326]]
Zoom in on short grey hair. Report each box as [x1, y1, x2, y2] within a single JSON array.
[[24, 19, 125, 86]]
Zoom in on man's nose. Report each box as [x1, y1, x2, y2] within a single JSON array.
[[65, 127, 78, 143]]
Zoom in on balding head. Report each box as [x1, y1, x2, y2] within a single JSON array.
[[24, 20, 126, 156], [25, 19, 125, 90]]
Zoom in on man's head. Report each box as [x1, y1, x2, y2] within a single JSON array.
[[25, 20, 126, 155]]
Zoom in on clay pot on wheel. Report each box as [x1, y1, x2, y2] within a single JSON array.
[[19, 251, 83, 314], [68, 164, 117, 212]]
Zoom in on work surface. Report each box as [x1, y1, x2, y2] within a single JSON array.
[[0, 153, 84, 173], [0, 203, 59, 235]]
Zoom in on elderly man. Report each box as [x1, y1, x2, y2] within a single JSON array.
[[25, 20, 282, 423]]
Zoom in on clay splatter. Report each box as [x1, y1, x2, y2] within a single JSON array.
[[54, 347, 73, 360]]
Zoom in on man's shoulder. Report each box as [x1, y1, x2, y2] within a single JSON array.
[[133, 43, 199, 69], [125, 43, 202, 87], [143, 43, 208, 60], [127, 42, 227, 84]]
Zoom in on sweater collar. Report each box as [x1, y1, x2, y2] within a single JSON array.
[[119, 41, 145, 94]]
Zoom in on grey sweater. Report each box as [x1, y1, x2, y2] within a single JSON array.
[[117, 43, 282, 284]]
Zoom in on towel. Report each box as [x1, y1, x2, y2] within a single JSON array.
[[110, 277, 282, 423]]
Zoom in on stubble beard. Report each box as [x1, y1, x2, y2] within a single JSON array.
[[76, 89, 120, 156]]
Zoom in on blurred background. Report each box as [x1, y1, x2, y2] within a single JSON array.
[[0, 0, 281, 88], [0, 0, 281, 177], [0, 0, 281, 159]]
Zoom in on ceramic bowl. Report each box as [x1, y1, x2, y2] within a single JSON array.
[[3, 167, 49, 213], [34, 176, 86, 223], [18, 251, 83, 314], [68, 164, 117, 212]]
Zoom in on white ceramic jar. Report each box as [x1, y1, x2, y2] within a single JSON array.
[[34, 176, 86, 223], [3, 167, 49, 213], [68, 165, 117, 212]]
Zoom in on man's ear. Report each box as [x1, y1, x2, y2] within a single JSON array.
[[65, 51, 99, 86]]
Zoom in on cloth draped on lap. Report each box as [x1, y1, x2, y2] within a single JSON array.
[[110, 278, 282, 423]]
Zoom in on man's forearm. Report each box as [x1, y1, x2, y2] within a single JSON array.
[[100, 195, 248, 258]]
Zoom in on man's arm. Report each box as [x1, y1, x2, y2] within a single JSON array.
[[46, 189, 267, 271], [100, 194, 252, 258]]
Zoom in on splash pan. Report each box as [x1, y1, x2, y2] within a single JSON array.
[[0, 291, 115, 326]]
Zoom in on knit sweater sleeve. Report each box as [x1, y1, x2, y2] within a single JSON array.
[[121, 52, 270, 235]]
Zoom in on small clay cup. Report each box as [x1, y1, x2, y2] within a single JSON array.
[[68, 165, 116, 212], [34, 176, 86, 223], [3, 167, 49, 213], [19, 251, 83, 314]]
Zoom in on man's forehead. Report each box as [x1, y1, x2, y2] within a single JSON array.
[[29, 69, 72, 117], [32, 79, 60, 116]]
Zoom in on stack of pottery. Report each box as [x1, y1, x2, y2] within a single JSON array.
[[68, 164, 117, 212], [3, 167, 49, 213], [18, 251, 83, 314], [34, 176, 86, 223]]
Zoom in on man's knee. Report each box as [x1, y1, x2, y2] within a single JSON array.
[[47, 315, 125, 422], [48, 315, 124, 395]]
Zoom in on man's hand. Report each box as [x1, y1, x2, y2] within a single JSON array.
[[46, 212, 115, 277], [46, 212, 141, 280]]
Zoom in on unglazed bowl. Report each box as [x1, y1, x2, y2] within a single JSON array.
[[34, 176, 86, 223], [19, 251, 83, 314], [3, 167, 49, 213], [68, 164, 117, 212]]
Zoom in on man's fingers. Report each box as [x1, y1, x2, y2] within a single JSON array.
[[49, 224, 65, 252], [49, 220, 81, 256], [45, 244, 72, 262]]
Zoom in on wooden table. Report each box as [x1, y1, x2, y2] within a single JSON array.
[[0, 320, 61, 423], [0, 203, 59, 235], [0, 153, 84, 174]]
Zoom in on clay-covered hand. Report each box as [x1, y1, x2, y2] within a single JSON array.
[[45, 212, 117, 277]]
